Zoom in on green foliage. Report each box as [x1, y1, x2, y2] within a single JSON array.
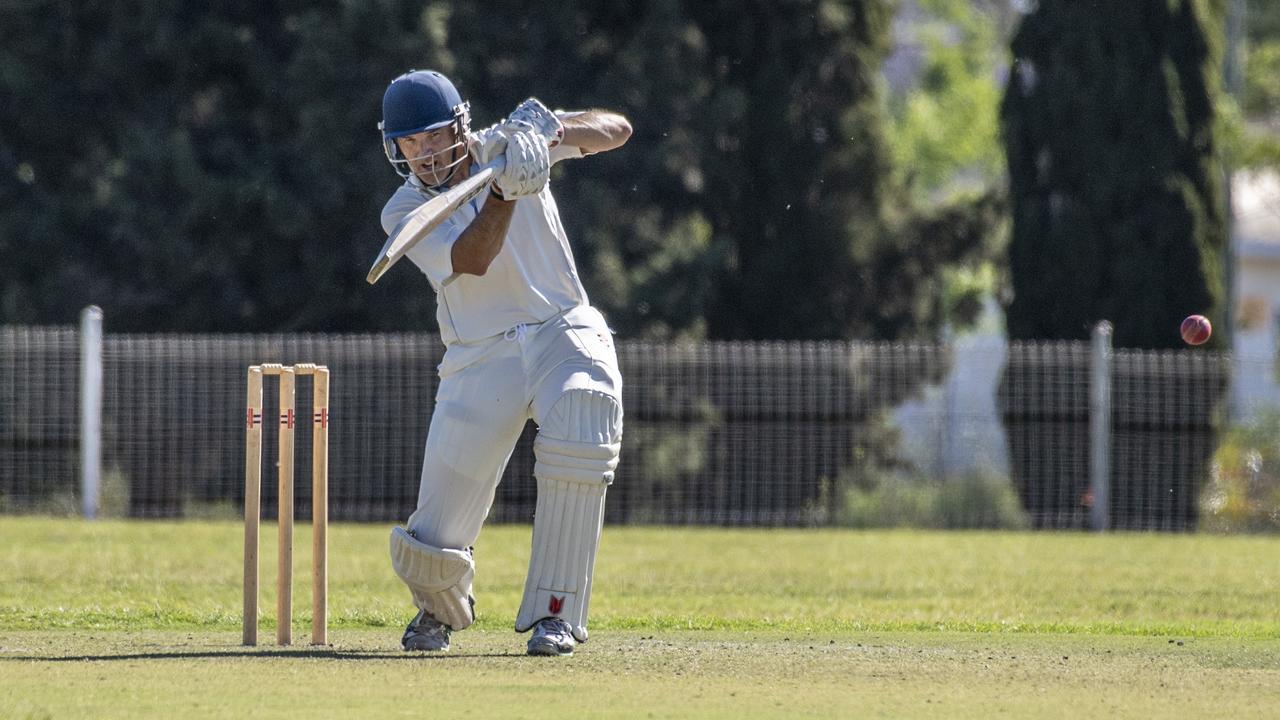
[[1210, 1, 1280, 175], [0, 1, 1003, 343], [1226, 5, 1280, 173], [879, 0, 1010, 334], [1243, 40, 1280, 115], [1201, 409, 1280, 531], [885, 0, 1006, 202], [0, 2, 443, 331], [1000, 0, 1228, 350], [1216, 88, 1280, 171], [837, 469, 1029, 529], [888, 189, 1007, 333], [446, 0, 928, 341], [1247, 0, 1280, 43]]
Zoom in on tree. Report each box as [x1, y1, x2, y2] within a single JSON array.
[[443, 0, 723, 340], [446, 0, 1000, 342], [0, 1, 444, 331], [1, 0, 1001, 341], [885, 0, 1007, 203], [998, 0, 1230, 530], [1000, 0, 1227, 349], [883, 0, 1016, 331], [1237, 0, 1280, 167]]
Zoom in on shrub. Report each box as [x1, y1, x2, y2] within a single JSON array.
[[1201, 410, 1280, 532], [837, 468, 1028, 530]]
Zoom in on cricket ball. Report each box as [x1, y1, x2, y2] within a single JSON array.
[[1180, 314, 1212, 346]]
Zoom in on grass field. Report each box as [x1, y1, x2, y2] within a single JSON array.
[[2, 518, 1278, 718]]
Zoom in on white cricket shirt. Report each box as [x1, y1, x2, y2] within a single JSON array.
[[380, 144, 589, 345]]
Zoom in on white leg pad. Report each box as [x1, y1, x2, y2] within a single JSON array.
[[516, 389, 622, 643], [389, 527, 476, 631]]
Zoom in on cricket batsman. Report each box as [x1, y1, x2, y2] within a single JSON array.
[[376, 69, 630, 656]]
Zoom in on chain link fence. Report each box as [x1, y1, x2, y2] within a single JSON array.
[[0, 316, 1269, 530]]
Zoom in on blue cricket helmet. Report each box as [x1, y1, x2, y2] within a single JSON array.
[[382, 70, 465, 137], [379, 70, 472, 181]]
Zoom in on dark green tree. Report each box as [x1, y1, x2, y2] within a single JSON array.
[[0, 1, 444, 331], [1000, 0, 1227, 349], [443, 0, 722, 339], [1247, 0, 1280, 40], [1, 1, 1001, 341], [446, 0, 1000, 341], [998, 0, 1230, 530]]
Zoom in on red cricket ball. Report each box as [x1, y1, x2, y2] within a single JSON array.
[[1180, 314, 1212, 346]]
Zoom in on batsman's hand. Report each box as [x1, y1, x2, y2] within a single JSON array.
[[492, 129, 550, 201], [470, 123, 508, 166], [473, 98, 562, 169], [505, 97, 563, 148]]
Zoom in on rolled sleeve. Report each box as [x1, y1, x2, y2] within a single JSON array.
[[549, 143, 583, 165]]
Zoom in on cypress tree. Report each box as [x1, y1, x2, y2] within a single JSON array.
[[998, 0, 1230, 529], [1000, 0, 1227, 349]]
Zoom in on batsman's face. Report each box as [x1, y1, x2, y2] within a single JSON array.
[[396, 126, 466, 187]]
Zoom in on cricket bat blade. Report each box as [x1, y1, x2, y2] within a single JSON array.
[[366, 164, 499, 284]]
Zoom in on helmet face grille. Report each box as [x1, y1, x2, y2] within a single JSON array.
[[379, 71, 471, 184]]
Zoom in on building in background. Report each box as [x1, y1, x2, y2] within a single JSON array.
[[1230, 169, 1280, 420]]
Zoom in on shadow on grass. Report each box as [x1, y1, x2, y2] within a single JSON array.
[[0, 649, 526, 662]]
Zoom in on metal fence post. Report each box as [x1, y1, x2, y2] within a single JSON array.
[[1089, 321, 1112, 532], [80, 306, 104, 519]]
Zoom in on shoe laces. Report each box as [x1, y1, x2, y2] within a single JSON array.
[[538, 617, 572, 635], [410, 612, 450, 636]]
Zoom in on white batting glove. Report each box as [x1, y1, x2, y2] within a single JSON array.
[[505, 97, 563, 148], [492, 129, 550, 201], [470, 123, 508, 166]]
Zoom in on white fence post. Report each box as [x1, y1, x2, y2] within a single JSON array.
[[80, 306, 104, 519], [1089, 321, 1112, 532]]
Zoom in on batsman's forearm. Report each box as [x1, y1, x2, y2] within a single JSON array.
[[561, 110, 632, 154], [451, 192, 516, 276]]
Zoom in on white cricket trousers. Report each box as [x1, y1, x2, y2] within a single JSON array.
[[406, 305, 622, 550]]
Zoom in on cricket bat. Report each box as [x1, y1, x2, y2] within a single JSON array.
[[365, 160, 502, 285]]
